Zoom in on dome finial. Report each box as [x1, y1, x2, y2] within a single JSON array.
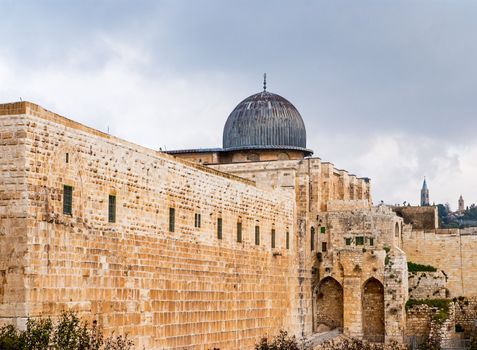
[[263, 73, 267, 91]]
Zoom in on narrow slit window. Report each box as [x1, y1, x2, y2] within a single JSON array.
[[63, 185, 73, 215], [255, 226, 260, 245], [65, 153, 69, 163], [311, 227, 315, 251], [169, 208, 175, 232], [237, 222, 242, 243], [108, 195, 116, 223], [322, 242, 327, 252], [369, 237, 374, 246], [286, 231, 290, 250], [217, 218, 222, 240], [271, 229, 276, 249], [194, 213, 201, 228]]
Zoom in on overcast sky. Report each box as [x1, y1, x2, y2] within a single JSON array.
[[1, 0, 476, 208]]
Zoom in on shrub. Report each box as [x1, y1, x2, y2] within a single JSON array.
[[255, 330, 299, 350], [0, 312, 129, 350], [407, 262, 437, 272], [0, 324, 21, 350], [320, 337, 402, 350], [20, 317, 53, 350]]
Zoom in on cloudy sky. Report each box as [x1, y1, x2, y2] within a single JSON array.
[[1, 0, 476, 208]]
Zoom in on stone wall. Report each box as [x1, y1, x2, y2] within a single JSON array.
[[0, 106, 29, 328], [402, 228, 477, 297], [0, 102, 298, 350], [453, 297, 477, 337], [313, 208, 407, 343], [408, 271, 447, 299], [392, 206, 438, 230]]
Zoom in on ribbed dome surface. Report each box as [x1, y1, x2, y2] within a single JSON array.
[[223, 91, 309, 152]]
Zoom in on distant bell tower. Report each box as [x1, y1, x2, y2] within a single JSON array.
[[420, 178, 430, 206], [458, 195, 465, 213]]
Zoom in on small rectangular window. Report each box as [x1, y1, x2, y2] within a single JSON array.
[[369, 237, 374, 246], [286, 232, 290, 250], [356, 236, 364, 245], [169, 208, 175, 232], [345, 238, 352, 246], [311, 227, 315, 251], [217, 218, 222, 240], [65, 153, 69, 163], [271, 229, 276, 249], [322, 242, 327, 252], [320, 227, 326, 234], [237, 222, 242, 243], [194, 213, 201, 228], [108, 195, 116, 223], [63, 185, 73, 215], [255, 226, 260, 245]]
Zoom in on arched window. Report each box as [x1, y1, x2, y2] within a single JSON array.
[[311, 227, 315, 251]]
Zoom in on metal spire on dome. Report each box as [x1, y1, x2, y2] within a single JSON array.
[[263, 73, 267, 91]]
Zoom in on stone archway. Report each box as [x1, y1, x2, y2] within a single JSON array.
[[362, 277, 385, 342], [314, 277, 343, 332]]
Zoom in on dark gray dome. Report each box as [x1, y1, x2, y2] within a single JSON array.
[[223, 91, 311, 154]]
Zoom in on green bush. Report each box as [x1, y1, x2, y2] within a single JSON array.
[[407, 262, 437, 272], [0, 312, 130, 350]]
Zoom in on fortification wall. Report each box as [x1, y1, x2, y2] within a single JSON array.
[[0, 110, 29, 328], [392, 206, 438, 230], [402, 229, 477, 297], [0, 102, 298, 350], [408, 271, 447, 300]]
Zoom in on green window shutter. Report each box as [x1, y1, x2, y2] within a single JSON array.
[[311, 227, 315, 251], [63, 185, 73, 215], [320, 227, 326, 234], [356, 236, 364, 245], [217, 218, 222, 240], [108, 195, 116, 223], [271, 229, 276, 249], [169, 208, 175, 232], [345, 238, 352, 246], [237, 222, 242, 243], [255, 226, 260, 245]]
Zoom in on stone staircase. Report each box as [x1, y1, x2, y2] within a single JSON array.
[[301, 328, 342, 349]]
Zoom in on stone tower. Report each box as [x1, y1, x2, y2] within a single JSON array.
[[458, 195, 465, 213], [421, 178, 430, 206]]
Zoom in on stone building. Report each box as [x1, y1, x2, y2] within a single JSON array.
[[0, 85, 408, 349]]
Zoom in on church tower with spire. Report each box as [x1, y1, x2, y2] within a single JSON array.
[[421, 178, 430, 206], [458, 195, 465, 213]]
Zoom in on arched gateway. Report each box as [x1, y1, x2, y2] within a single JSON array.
[[362, 277, 385, 342], [314, 277, 343, 332]]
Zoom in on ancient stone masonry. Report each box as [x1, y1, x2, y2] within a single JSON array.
[[408, 271, 447, 300], [0, 97, 412, 349], [402, 227, 477, 297], [313, 206, 407, 343], [0, 107, 29, 329], [0, 102, 297, 350]]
